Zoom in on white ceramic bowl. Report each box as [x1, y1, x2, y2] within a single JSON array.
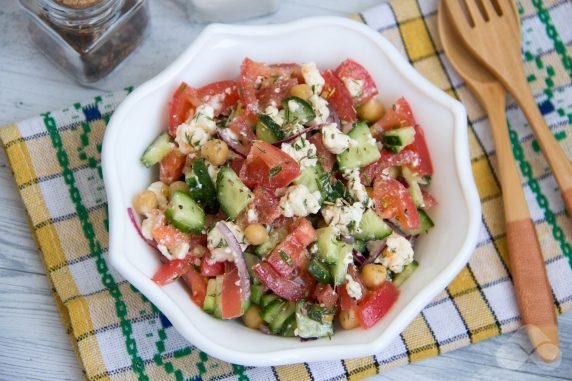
[[103, 16, 481, 366]]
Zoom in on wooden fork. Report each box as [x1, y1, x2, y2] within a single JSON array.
[[438, 0, 559, 364], [442, 0, 572, 216]]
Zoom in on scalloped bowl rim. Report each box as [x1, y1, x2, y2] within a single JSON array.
[[102, 16, 481, 366]]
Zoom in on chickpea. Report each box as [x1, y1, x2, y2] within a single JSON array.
[[201, 139, 229, 166], [132, 190, 158, 215], [290, 84, 313, 101], [361, 264, 388, 290], [358, 98, 385, 122], [169, 180, 189, 195], [339, 309, 360, 330], [242, 305, 264, 329], [244, 224, 269, 245]]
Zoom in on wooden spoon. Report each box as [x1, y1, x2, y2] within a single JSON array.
[[442, 0, 572, 216], [438, 1, 560, 363]]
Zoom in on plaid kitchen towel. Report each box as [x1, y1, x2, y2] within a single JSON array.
[[1, 0, 571, 379]]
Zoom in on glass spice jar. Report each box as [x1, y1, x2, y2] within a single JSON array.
[[19, 0, 149, 84]]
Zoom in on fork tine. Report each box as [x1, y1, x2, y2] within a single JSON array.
[[479, 0, 496, 19], [462, 0, 485, 25], [443, 0, 476, 28]]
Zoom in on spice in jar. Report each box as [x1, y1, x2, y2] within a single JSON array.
[[19, 0, 150, 84]]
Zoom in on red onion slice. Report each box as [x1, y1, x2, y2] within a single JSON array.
[[217, 130, 247, 158], [271, 124, 322, 145], [353, 249, 367, 267], [327, 104, 341, 128], [127, 208, 159, 250], [362, 240, 387, 267], [216, 222, 251, 301]]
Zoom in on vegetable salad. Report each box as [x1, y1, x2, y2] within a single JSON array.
[[131, 58, 436, 338]]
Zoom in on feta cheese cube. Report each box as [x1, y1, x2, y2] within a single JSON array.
[[301, 62, 325, 94], [342, 77, 364, 98], [279, 184, 321, 217], [207, 222, 247, 262], [281, 135, 318, 171], [375, 232, 414, 273], [321, 199, 364, 235], [321, 123, 355, 154], [345, 274, 363, 300]]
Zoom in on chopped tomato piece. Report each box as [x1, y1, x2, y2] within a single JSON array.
[[237, 186, 281, 227], [189, 234, 208, 248], [257, 78, 298, 109], [373, 175, 420, 230], [337, 265, 366, 311], [404, 126, 433, 177], [227, 114, 257, 154], [181, 267, 208, 307], [357, 281, 399, 329], [376, 97, 416, 130], [361, 149, 420, 185], [200, 251, 225, 276], [422, 189, 438, 209], [159, 149, 186, 185], [152, 225, 190, 254], [308, 133, 336, 172], [152, 259, 192, 286], [267, 218, 316, 277], [240, 141, 301, 189], [314, 284, 338, 308], [195, 80, 240, 116], [230, 157, 244, 175], [167, 82, 197, 136], [221, 262, 244, 319], [321, 70, 357, 123], [252, 261, 310, 301], [334, 59, 378, 106]]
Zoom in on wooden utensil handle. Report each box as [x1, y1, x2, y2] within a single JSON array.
[[506, 219, 560, 363], [510, 79, 572, 216]]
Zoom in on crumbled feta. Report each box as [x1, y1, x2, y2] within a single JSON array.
[[301, 62, 325, 94], [218, 127, 240, 146], [345, 274, 363, 300], [343, 169, 373, 207], [342, 248, 354, 266], [147, 181, 168, 209], [376, 232, 414, 273], [308, 94, 330, 124], [264, 105, 285, 126], [175, 104, 217, 155], [204, 93, 224, 112], [206, 161, 220, 184], [247, 208, 258, 224], [140, 209, 164, 240], [342, 78, 364, 98], [279, 184, 321, 217], [287, 99, 301, 113], [281, 135, 318, 171], [207, 222, 248, 262], [321, 199, 364, 235], [321, 123, 355, 154]]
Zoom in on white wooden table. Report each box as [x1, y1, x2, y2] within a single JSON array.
[[0, 1, 570, 380]]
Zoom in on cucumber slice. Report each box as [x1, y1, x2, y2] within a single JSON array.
[[392, 260, 419, 287], [203, 278, 217, 314], [165, 191, 205, 233], [337, 122, 381, 170], [280, 314, 297, 337], [402, 167, 424, 207], [316, 227, 340, 264], [250, 283, 266, 305], [140, 132, 174, 167], [356, 209, 392, 241], [293, 165, 322, 196], [260, 293, 280, 309], [308, 256, 333, 284], [330, 243, 353, 286], [186, 158, 219, 213], [256, 114, 285, 143], [213, 275, 224, 319], [244, 252, 261, 280], [353, 239, 367, 253], [282, 96, 316, 124], [216, 166, 254, 220], [254, 226, 288, 257], [270, 302, 296, 334], [383, 127, 415, 153], [400, 209, 434, 236], [261, 299, 286, 323], [295, 301, 334, 338]]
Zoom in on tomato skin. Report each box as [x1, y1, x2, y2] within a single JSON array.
[[257, 78, 298, 109], [195, 80, 240, 116], [228, 114, 257, 154], [357, 281, 399, 329], [152, 259, 192, 286], [376, 97, 416, 130], [181, 267, 208, 307], [240, 141, 301, 189], [236, 186, 281, 227], [314, 284, 338, 308], [267, 218, 316, 277], [405, 126, 433, 177], [321, 70, 357, 123], [373, 175, 420, 230], [422, 189, 438, 209], [152, 225, 190, 253], [230, 157, 244, 175], [168, 82, 197, 136], [159, 149, 186, 185], [334, 59, 378, 106], [337, 265, 366, 311], [253, 261, 311, 301], [308, 133, 336, 172], [361, 149, 420, 185], [221, 262, 244, 319], [200, 251, 225, 277]]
